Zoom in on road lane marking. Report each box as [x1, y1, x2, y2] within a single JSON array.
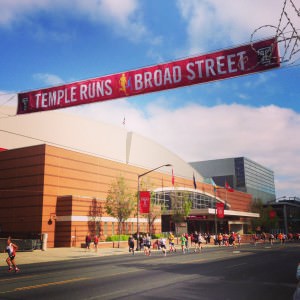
[[0, 275, 37, 282], [0, 277, 89, 294], [225, 262, 247, 268]]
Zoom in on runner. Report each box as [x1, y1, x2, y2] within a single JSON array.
[[85, 233, 91, 250], [128, 235, 135, 255], [269, 233, 275, 245], [93, 235, 99, 252], [223, 233, 229, 247], [144, 234, 152, 256], [139, 234, 144, 251], [229, 232, 237, 248], [198, 233, 204, 252], [184, 232, 189, 252], [261, 232, 266, 244], [193, 231, 199, 252], [159, 237, 167, 256], [217, 233, 223, 247], [180, 234, 187, 253], [237, 233, 241, 246], [5, 237, 20, 273], [253, 233, 259, 246], [168, 232, 176, 253]]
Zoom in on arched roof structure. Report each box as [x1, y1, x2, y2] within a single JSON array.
[[0, 106, 202, 180]]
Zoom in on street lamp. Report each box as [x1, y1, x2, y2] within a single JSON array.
[[136, 164, 172, 250], [214, 187, 217, 240]]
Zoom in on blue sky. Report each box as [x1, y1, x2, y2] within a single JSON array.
[[0, 0, 300, 198]]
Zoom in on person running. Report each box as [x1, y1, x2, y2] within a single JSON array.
[[139, 234, 144, 251], [193, 231, 199, 252], [252, 233, 258, 246], [237, 233, 241, 246], [160, 237, 167, 256], [277, 232, 284, 245], [93, 235, 99, 252], [128, 235, 135, 255], [223, 233, 229, 247], [269, 233, 275, 245], [85, 233, 91, 250], [261, 232, 266, 244], [168, 232, 176, 253], [217, 233, 223, 247], [198, 233, 204, 252], [184, 232, 189, 252], [204, 233, 208, 244], [144, 234, 152, 256], [252, 233, 259, 246], [5, 237, 20, 273], [180, 234, 187, 253], [229, 232, 237, 248]]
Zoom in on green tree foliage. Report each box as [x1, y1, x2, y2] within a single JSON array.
[[146, 191, 161, 235], [105, 176, 135, 236], [251, 198, 279, 232], [88, 197, 103, 236], [171, 191, 192, 224]]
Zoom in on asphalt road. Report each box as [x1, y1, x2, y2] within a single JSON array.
[[0, 243, 299, 300]]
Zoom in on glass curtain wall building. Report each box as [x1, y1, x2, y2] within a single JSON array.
[[153, 190, 213, 210], [152, 188, 231, 234], [190, 157, 276, 203]]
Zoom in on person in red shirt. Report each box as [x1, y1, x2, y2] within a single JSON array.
[[94, 235, 99, 252]]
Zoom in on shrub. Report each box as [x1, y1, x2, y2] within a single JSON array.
[[106, 235, 130, 242], [151, 233, 164, 239]]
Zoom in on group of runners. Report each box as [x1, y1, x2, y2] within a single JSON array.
[[127, 231, 241, 256], [128, 233, 154, 256], [85, 233, 99, 252], [252, 232, 300, 245]]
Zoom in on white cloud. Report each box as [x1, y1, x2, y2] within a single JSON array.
[[0, 92, 18, 116], [0, 0, 151, 43], [33, 73, 65, 86], [74, 0, 150, 42], [68, 99, 300, 198], [1, 90, 299, 197], [176, 0, 300, 59]]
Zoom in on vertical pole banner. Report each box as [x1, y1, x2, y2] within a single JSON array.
[[216, 202, 225, 219], [269, 210, 276, 219], [17, 38, 280, 114], [139, 191, 150, 214]]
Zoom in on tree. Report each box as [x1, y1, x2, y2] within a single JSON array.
[[171, 191, 192, 225], [146, 191, 161, 235], [88, 197, 103, 237], [251, 198, 279, 232], [105, 176, 135, 245]]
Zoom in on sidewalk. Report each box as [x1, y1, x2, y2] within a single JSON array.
[[0, 246, 130, 267]]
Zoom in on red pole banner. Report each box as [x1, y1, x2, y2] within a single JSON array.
[[139, 191, 151, 214], [216, 202, 225, 219], [17, 38, 280, 114], [269, 210, 276, 219]]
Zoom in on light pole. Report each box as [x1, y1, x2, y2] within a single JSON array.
[[136, 164, 172, 250], [214, 187, 217, 240]]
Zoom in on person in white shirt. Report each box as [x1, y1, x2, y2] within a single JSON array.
[[6, 237, 20, 272]]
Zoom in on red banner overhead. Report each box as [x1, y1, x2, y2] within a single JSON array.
[[17, 38, 280, 114], [139, 191, 151, 214]]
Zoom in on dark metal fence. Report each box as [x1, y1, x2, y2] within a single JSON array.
[[0, 234, 42, 252]]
